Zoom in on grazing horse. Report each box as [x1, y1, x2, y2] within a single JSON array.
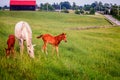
[[5, 35, 15, 58], [37, 33, 67, 56], [15, 21, 35, 58]]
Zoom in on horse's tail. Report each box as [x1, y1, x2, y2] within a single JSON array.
[[36, 35, 43, 39]]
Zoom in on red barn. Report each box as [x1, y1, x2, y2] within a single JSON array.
[[10, 0, 36, 10]]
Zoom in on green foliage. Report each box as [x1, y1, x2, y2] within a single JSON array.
[[80, 9, 84, 14], [75, 10, 80, 14], [0, 11, 120, 80], [113, 15, 120, 21], [40, 3, 55, 11], [75, 9, 84, 15], [61, 7, 69, 13], [110, 5, 118, 16], [110, 5, 120, 20], [60, 1, 71, 9], [89, 8, 95, 15], [0, 7, 2, 10]]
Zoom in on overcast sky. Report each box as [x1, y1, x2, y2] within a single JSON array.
[[0, 0, 120, 7]]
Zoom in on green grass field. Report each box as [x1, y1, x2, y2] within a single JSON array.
[[0, 11, 120, 80]]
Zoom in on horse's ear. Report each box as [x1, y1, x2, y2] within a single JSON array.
[[62, 33, 66, 35], [63, 33, 66, 35]]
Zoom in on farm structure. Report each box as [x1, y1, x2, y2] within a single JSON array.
[[10, 0, 36, 10]]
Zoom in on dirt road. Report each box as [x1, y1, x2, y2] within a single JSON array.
[[104, 15, 120, 26]]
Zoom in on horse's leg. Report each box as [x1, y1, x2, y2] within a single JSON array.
[[55, 46, 59, 57], [19, 39, 24, 55]]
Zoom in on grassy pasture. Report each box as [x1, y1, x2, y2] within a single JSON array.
[[0, 11, 120, 80]]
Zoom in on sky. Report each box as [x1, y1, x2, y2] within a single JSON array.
[[0, 0, 120, 7]]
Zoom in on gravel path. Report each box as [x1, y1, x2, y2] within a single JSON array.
[[104, 15, 120, 26]]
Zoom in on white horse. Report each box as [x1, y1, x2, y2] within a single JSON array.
[[15, 21, 35, 58]]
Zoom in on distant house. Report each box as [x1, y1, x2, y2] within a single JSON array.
[[10, 0, 36, 10]]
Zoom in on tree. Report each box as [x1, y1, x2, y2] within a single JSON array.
[[52, 3, 60, 9], [40, 3, 55, 11], [3, 5, 9, 10], [40, 3, 44, 10], [89, 8, 95, 14], [80, 9, 84, 14], [61, 7, 69, 13], [110, 5, 120, 20], [84, 4, 91, 11], [75, 9, 80, 14], [0, 7, 2, 10], [91, 3, 97, 9], [72, 2, 77, 10], [98, 1, 103, 11], [60, 1, 71, 9], [110, 5, 118, 16]]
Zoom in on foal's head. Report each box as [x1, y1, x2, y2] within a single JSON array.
[[61, 33, 67, 42], [5, 48, 10, 55]]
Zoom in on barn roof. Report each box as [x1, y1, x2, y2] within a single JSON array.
[[10, 0, 36, 6]]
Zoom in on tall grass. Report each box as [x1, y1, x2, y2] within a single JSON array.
[[0, 11, 120, 80]]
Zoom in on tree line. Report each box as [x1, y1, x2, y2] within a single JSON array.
[[39, 1, 119, 16], [110, 5, 120, 20], [0, 1, 120, 18]]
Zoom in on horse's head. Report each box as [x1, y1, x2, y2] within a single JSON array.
[[5, 48, 10, 55], [27, 44, 36, 58], [61, 33, 67, 42]]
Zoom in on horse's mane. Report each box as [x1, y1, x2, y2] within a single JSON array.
[[21, 21, 32, 39]]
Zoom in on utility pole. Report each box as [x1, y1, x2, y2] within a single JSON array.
[[60, 4, 61, 12], [47, 3, 48, 11]]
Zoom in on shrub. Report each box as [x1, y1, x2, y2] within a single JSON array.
[[75, 10, 80, 14], [61, 7, 69, 13], [80, 9, 84, 14], [89, 8, 95, 15]]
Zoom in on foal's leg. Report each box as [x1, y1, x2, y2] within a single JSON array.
[[55, 46, 59, 57], [11, 47, 15, 58], [6, 49, 10, 58], [41, 44, 44, 53], [44, 43, 48, 55], [52, 46, 55, 56], [42, 42, 48, 55]]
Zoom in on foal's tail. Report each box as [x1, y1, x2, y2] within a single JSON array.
[[36, 35, 43, 39]]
